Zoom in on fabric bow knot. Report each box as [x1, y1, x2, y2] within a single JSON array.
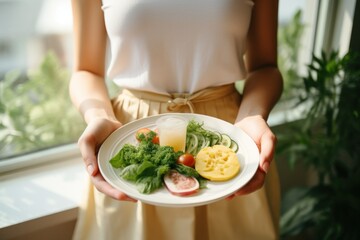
[[167, 96, 195, 113]]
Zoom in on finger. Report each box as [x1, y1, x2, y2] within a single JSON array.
[[91, 173, 137, 202], [78, 133, 98, 176], [235, 168, 266, 196], [259, 131, 276, 173]]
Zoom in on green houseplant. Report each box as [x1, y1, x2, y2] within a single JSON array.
[[278, 9, 304, 101], [277, 50, 360, 239], [0, 52, 85, 158]]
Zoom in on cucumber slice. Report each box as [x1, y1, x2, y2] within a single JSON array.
[[210, 132, 222, 146], [197, 134, 212, 153], [220, 134, 232, 147], [196, 134, 205, 151], [186, 133, 198, 155], [202, 137, 211, 148], [229, 140, 239, 153]]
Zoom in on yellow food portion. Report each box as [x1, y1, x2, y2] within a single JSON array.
[[195, 145, 240, 181]]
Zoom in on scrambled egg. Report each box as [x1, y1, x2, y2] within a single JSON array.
[[195, 145, 240, 181]]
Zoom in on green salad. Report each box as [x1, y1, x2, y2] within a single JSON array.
[[109, 119, 238, 194], [109, 130, 206, 194]]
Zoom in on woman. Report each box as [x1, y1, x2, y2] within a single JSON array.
[[70, 0, 283, 239]]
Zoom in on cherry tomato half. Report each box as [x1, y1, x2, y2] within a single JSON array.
[[177, 153, 195, 168], [152, 135, 160, 144], [135, 128, 159, 144]]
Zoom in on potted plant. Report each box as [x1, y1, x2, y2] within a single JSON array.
[[276, 50, 360, 239]]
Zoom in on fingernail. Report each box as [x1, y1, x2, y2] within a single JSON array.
[[87, 164, 94, 175], [262, 162, 269, 173]]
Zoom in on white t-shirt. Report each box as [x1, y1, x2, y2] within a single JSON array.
[[102, 0, 254, 94]]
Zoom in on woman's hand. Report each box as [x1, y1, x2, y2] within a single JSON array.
[[229, 115, 276, 198], [78, 117, 137, 202]]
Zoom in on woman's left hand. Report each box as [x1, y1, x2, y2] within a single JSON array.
[[228, 115, 276, 198]]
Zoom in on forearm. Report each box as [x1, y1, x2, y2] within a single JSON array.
[[69, 71, 116, 124], [236, 66, 283, 122], [70, 0, 111, 124]]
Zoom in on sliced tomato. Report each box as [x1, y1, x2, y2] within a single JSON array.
[[152, 134, 160, 144], [135, 128, 151, 140], [164, 170, 199, 196], [135, 128, 159, 144], [151, 128, 159, 144], [177, 153, 195, 168]]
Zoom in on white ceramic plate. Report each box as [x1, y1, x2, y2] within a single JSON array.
[[98, 113, 259, 207]]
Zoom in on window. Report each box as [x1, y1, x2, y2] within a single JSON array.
[[0, 0, 84, 160], [271, 0, 357, 125], [278, 0, 307, 101], [0, 0, 356, 169]]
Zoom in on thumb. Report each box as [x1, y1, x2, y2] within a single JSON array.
[[78, 133, 99, 176], [259, 131, 276, 173]]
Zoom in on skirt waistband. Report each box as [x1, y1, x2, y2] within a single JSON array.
[[120, 84, 237, 113]]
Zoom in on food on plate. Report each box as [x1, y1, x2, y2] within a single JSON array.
[[109, 117, 240, 195], [195, 145, 240, 181], [109, 130, 207, 194], [135, 128, 159, 144], [177, 153, 195, 167], [164, 170, 199, 196], [186, 120, 239, 155]]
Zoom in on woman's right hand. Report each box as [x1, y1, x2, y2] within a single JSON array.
[[78, 117, 137, 202]]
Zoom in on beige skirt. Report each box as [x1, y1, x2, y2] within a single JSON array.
[[73, 84, 280, 240]]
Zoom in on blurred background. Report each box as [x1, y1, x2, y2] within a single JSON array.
[[0, 0, 359, 239]]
